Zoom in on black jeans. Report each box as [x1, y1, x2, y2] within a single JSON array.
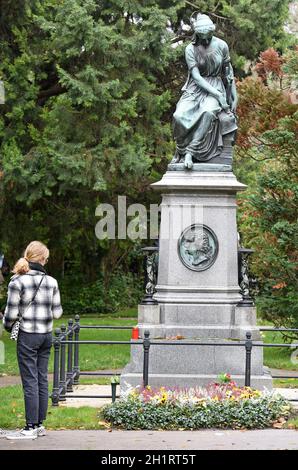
[[17, 330, 52, 424]]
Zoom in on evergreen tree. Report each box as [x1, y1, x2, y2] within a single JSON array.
[[236, 49, 298, 330], [173, 0, 293, 70]]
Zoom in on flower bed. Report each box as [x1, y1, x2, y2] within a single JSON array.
[[103, 377, 291, 430]]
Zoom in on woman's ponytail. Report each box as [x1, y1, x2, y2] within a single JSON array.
[[12, 257, 30, 275], [12, 241, 49, 276]]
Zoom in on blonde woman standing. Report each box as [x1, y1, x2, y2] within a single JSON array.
[[3, 241, 63, 440]]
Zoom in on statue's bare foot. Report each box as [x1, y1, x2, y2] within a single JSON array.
[[184, 153, 193, 169]]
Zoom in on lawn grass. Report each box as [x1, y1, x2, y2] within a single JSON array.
[[261, 329, 298, 371], [283, 408, 298, 430], [79, 307, 137, 318], [79, 377, 115, 385], [0, 385, 105, 430], [0, 314, 137, 376], [273, 379, 298, 388], [286, 417, 298, 429]]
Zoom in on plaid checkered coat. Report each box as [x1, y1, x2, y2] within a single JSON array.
[[3, 269, 63, 334]]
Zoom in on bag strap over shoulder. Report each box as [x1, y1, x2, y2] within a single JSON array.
[[19, 273, 46, 320], [31, 274, 45, 303]]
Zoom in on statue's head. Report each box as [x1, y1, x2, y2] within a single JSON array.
[[190, 13, 215, 46], [185, 231, 210, 255]]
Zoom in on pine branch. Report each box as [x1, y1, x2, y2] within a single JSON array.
[[37, 83, 66, 104], [184, 0, 229, 21], [170, 33, 191, 44], [237, 147, 273, 162]]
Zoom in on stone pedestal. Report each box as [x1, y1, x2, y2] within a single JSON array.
[[121, 171, 272, 390], [121, 341, 273, 390], [138, 304, 160, 326], [152, 171, 244, 337], [231, 306, 261, 341]]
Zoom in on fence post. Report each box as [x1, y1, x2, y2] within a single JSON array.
[[142, 330, 150, 387], [66, 318, 74, 392], [111, 383, 117, 403], [73, 315, 80, 385], [245, 331, 252, 387], [59, 324, 67, 401], [52, 328, 61, 406]]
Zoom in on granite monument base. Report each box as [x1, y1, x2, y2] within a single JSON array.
[[137, 305, 262, 341], [121, 171, 272, 391], [120, 337, 272, 391]]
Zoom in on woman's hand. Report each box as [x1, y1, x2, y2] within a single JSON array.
[[215, 93, 230, 112], [230, 96, 237, 113]]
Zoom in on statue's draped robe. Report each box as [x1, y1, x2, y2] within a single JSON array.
[[173, 37, 237, 162]]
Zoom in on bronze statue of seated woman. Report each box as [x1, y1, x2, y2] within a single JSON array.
[[171, 13, 238, 171]]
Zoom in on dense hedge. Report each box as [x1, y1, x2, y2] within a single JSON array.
[[0, 271, 143, 316], [59, 271, 143, 315]]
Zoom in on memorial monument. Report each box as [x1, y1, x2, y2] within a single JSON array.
[[121, 13, 272, 390]]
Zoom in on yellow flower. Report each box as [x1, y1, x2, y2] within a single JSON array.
[[195, 398, 207, 407], [240, 393, 251, 399], [159, 391, 168, 404]]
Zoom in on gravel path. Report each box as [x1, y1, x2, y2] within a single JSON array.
[[0, 369, 122, 387]]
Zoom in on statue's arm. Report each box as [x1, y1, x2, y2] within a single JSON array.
[[185, 46, 220, 99], [191, 67, 221, 99], [222, 42, 237, 112], [229, 65, 238, 111], [185, 45, 229, 110]]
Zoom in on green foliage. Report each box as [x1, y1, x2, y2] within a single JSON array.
[[236, 50, 298, 329], [111, 375, 120, 385], [59, 271, 143, 315], [176, 0, 292, 71], [0, 0, 178, 279], [217, 373, 232, 384], [0, 262, 143, 316], [239, 121, 298, 328]]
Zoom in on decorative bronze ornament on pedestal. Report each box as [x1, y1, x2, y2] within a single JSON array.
[[140, 246, 159, 305], [237, 248, 254, 306]]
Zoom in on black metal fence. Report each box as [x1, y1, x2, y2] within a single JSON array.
[[51, 316, 298, 406]]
